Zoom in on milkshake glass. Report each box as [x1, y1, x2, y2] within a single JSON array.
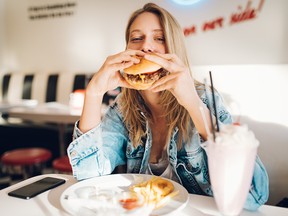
[[202, 124, 259, 216]]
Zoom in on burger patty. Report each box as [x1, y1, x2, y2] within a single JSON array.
[[125, 69, 168, 84]]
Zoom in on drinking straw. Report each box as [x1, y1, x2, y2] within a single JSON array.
[[209, 71, 220, 132], [204, 78, 216, 141]]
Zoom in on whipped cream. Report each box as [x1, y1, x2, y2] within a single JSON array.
[[214, 124, 259, 148]]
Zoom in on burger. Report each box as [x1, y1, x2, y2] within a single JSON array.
[[123, 56, 168, 90]]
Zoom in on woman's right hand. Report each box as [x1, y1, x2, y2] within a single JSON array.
[[79, 50, 144, 132], [86, 50, 145, 97]]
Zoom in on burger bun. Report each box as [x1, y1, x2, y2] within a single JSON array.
[[123, 57, 162, 75]]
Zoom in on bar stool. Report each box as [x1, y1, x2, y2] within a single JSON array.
[[1, 148, 52, 179], [52, 156, 72, 174]]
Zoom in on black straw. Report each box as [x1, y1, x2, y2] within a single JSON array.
[[204, 78, 216, 141], [209, 71, 220, 132]]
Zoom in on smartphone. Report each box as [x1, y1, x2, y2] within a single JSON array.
[[8, 177, 66, 200]]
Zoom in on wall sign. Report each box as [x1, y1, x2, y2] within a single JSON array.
[[28, 1, 77, 21], [183, 0, 265, 36]]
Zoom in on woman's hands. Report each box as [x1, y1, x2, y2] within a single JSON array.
[[144, 53, 212, 140], [79, 50, 144, 133], [86, 50, 145, 97], [144, 53, 197, 108]]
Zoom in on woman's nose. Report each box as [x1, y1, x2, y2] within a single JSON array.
[[141, 40, 154, 53], [142, 48, 153, 53]]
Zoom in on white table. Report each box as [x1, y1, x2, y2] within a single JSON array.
[[1, 174, 287, 216], [7, 102, 80, 124], [0, 100, 38, 113], [6, 103, 80, 156]]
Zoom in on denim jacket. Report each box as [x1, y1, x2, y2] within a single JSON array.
[[67, 86, 269, 211]]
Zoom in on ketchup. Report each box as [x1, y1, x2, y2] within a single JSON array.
[[119, 198, 139, 210]]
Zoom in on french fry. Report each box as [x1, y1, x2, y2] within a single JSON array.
[[155, 190, 179, 209], [130, 176, 179, 209]]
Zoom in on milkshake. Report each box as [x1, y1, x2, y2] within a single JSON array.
[[202, 124, 259, 216]]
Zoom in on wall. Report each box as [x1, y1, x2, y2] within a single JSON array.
[[174, 0, 288, 65], [2, 0, 287, 72], [3, 0, 134, 72], [0, 0, 287, 206]]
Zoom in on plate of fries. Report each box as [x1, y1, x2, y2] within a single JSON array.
[[60, 174, 189, 216]]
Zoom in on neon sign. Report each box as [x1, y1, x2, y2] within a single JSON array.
[[171, 0, 202, 5]]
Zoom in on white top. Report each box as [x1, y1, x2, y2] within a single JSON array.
[[146, 150, 180, 183]]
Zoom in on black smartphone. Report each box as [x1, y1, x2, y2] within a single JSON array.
[[8, 177, 66, 200]]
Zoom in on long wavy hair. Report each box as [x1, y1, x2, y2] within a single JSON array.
[[119, 3, 197, 148]]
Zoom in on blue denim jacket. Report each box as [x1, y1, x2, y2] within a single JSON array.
[[67, 86, 269, 211]]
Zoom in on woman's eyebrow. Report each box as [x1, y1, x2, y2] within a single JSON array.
[[153, 29, 163, 33], [130, 29, 141, 34], [130, 29, 163, 34]]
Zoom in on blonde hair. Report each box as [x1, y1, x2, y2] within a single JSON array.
[[120, 3, 196, 148]]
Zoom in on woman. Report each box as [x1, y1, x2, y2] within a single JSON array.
[[67, 3, 268, 210]]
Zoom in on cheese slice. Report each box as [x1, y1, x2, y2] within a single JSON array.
[[139, 74, 145, 83]]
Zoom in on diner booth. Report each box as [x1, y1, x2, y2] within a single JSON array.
[[0, 0, 288, 215]]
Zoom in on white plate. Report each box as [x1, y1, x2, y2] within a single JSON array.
[[60, 174, 189, 216]]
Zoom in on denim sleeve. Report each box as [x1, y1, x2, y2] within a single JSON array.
[[198, 86, 233, 128], [67, 105, 127, 180], [244, 156, 269, 210]]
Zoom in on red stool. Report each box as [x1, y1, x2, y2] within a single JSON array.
[[1, 148, 52, 179], [52, 156, 72, 173]]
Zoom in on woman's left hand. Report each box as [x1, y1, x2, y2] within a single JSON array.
[[144, 53, 197, 107]]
